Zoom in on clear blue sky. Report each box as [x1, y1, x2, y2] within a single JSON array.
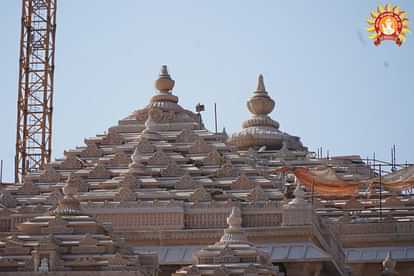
[[1, 1, 413, 181]]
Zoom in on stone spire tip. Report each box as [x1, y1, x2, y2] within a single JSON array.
[[256, 74, 266, 92], [155, 65, 175, 92]]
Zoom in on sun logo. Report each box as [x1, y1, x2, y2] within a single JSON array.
[[367, 4, 410, 46]]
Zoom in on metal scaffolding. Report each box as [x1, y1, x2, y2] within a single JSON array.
[[15, 0, 57, 182]]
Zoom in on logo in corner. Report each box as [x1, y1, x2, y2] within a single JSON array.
[[367, 4, 410, 46]]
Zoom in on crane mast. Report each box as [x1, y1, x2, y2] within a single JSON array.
[[15, 0, 57, 182]]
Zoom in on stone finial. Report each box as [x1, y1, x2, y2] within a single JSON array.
[[227, 207, 242, 230], [287, 184, 308, 208], [62, 175, 79, 197], [256, 74, 266, 92], [382, 251, 397, 274], [155, 65, 175, 93], [247, 74, 275, 116]]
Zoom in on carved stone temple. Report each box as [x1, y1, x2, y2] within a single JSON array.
[[0, 66, 413, 276]]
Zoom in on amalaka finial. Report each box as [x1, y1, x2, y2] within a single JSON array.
[[155, 65, 175, 93], [256, 74, 266, 93]]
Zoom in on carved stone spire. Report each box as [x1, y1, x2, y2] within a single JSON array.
[[227, 207, 242, 230], [256, 74, 266, 92], [247, 74, 275, 116], [219, 207, 248, 244], [382, 251, 398, 275], [53, 175, 82, 216], [229, 74, 306, 152], [155, 65, 175, 93], [151, 65, 178, 105]]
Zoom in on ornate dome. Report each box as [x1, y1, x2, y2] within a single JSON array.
[[228, 74, 307, 151]]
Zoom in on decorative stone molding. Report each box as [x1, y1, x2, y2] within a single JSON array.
[[88, 163, 112, 179], [231, 173, 255, 189], [177, 128, 198, 143], [161, 160, 184, 177], [136, 137, 156, 153], [110, 151, 130, 167], [0, 190, 17, 208], [189, 137, 213, 154], [384, 196, 402, 207], [39, 164, 62, 183], [203, 150, 224, 165], [60, 154, 83, 170], [20, 177, 40, 194], [247, 185, 268, 201], [80, 142, 103, 158], [147, 149, 171, 165], [191, 186, 212, 202], [47, 189, 64, 206], [115, 186, 137, 202], [101, 129, 125, 145], [119, 173, 139, 189], [176, 173, 196, 189], [42, 217, 74, 234], [216, 161, 238, 177], [148, 107, 176, 123]]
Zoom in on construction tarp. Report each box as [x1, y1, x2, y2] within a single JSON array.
[[369, 165, 414, 191], [286, 167, 360, 195]]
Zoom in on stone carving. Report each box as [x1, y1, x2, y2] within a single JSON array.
[[38, 257, 49, 272], [110, 151, 130, 167], [79, 233, 98, 246], [101, 129, 124, 145], [47, 189, 64, 206], [60, 154, 83, 170], [42, 217, 74, 234], [147, 149, 171, 165], [176, 173, 196, 189], [0, 190, 17, 208], [384, 196, 402, 207], [231, 173, 255, 190], [189, 137, 213, 154], [382, 251, 398, 275], [108, 252, 129, 266], [190, 186, 211, 202], [161, 160, 184, 177], [119, 173, 138, 189], [148, 107, 176, 123], [0, 258, 19, 267], [20, 177, 39, 194], [80, 142, 103, 158], [65, 174, 88, 193], [39, 164, 61, 183], [203, 150, 224, 165], [115, 186, 137, 202], [176, 128, 198, 143], [136, 137, 156, 153], [135, 109, 149, 123], [247, 185, 268, 202], [216, 161, 238, 177], [88, 163, 111, 179]]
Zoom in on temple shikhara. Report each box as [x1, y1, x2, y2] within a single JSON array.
[[1, 66, 414, 276]]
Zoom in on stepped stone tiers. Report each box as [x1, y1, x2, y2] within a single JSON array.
[[173, 207, 282, 275], [228, 74, 306, 151], [0, 178, 158, 275], [0, 66, 413, 276]]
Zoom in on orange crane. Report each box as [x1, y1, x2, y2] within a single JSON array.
[[15, 0, 57, 182]]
